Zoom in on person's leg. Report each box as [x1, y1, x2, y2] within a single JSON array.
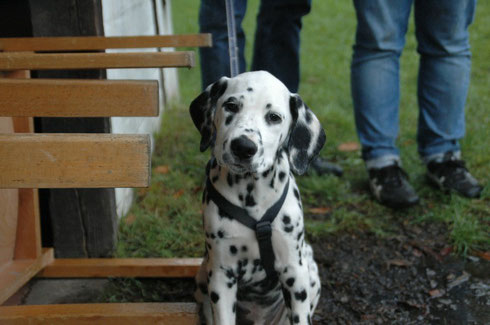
[[414, 0, 475, 161], [251, 0, 311, 93], [351, 0, 419, 208], [199, 0, 248, 89], [415, 0, 481, 198], [351, 0, 413, 169]]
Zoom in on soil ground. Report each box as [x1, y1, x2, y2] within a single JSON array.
[[14, 220, 489, 324]]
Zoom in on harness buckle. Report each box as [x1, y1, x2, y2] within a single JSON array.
[[255, 221, 272, 241]]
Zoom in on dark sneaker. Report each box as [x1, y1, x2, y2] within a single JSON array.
[[368, 164, 420, 208], [427, 153, 483, 198]]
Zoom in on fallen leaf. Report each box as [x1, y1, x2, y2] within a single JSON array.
[[137, 188, 148, 196], [440, 246, 453, 257], [447, 272, 470, 291], [308, 207, 331, 215], [472, 250, 490, 261], [124, 214, 137, 225], [386, 259, 412, 267], [155, 165, 170, 174], [361, 315, 376, 321], [429, 289, 445, 298], [173, 189, 185, 199], [337, 141, 360, 152]]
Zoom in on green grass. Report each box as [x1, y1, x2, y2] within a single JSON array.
[[116, 1, 489, 260]]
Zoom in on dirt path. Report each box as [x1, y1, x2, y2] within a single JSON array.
[[14, 222, 488, 324], [312, 222, 489, 324]]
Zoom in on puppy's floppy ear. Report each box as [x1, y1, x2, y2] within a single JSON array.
[[189, 77, 228, 152], [288, 94, 326, 175]]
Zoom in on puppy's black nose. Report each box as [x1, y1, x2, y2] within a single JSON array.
[[230, 136, 258, 160]]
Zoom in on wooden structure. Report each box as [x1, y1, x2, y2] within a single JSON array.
[[0, 35, 206, 324]]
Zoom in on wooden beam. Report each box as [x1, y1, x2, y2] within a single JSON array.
[[0, 303, 199, 325], [0, 51, 194, 70], [0, 248, 54, 305], [0, 79, 159, 117], [0, 134, 150, 189], [38, 258, 202, 278], [0, 34, 212, 52]]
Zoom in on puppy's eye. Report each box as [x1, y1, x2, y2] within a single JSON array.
[[266, 112, 282, 124], [224, 102, 239, 113]]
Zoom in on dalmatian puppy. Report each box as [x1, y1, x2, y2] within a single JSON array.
[[190, 71, 324, 325]]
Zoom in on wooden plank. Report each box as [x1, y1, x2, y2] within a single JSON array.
[[0, 79, 159, 117], [0, 118, 18, 265], [0, 134, 150, 189], [0, 34, 212, 52], [0, 303, 199, 325], [0, 248, 54, 305], [39, 258, 202, 278], [0, 51, 194, 71], [13, 189, 41, 260]]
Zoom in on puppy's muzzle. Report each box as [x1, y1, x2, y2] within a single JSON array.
[[230, 135, 258, 161]]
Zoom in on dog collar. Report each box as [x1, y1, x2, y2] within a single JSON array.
[[205, 177, 290, 284]]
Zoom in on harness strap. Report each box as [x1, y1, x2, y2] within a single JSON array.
[[205, 177, 290, 283]]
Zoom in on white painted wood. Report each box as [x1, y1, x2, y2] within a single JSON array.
[[101, 0, 179, 217]]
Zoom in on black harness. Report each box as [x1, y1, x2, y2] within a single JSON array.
[[206, 177, 290, 284]]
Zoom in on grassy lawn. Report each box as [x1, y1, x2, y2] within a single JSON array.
[[116, 0, 489, 263]]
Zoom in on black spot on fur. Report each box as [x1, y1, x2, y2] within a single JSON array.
[[293, 188, 300, 200], [293, 314, 300, 323], [245, 195, 256, 207], [278, 171, 286, 182], [198, 283, 208, 294], [241, 245, 248, 252], [238, 194, 244, 201], [210, 291, 220, 304], [247, 183, 254, 193], [282, 287, 292, 309], [295, 289, 307, 302], [286, 277, 295, 287], [262, 168, 271, 178], [266, 103, 272, 109], [283, 215, 291, 224], [230, 245, 238, 255], [284, 225, 294, 233], [297, 229, 304, 241], [247, 87, 253, 92], [225, 115, 234, 125], [217, 230, 224, 238], [218, 208, 233, 221]]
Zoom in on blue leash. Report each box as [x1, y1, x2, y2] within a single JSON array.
[[225, 0, 239, 77]]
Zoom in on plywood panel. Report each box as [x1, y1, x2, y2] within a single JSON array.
[[0, 134, 151, 188]]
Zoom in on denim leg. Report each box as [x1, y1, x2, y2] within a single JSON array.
[[199, 0, 248, 89], [351, 0, 413, 168], [251, 0, 312, 93], [414, 0, 476, 162]]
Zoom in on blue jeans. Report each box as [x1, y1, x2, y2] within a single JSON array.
[[199, 0, 312, 92], [351, 0, 476, 168]]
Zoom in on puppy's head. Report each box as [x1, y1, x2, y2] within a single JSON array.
[[190, 71, 325, 175]]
